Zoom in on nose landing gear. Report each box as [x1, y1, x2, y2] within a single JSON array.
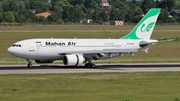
[[27, 59, 33, 68]]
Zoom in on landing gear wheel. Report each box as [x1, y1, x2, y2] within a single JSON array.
[[85, 63, 88, 67], [85, 59, 96, 68], [27, 59, 32, 68], [27, 64, 32, 68], [91, 63, 96, 68], [85, 63, 96, 68]]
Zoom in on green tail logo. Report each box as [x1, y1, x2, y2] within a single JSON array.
[[121, 8, 161, 40], [141, 22, 155, 32]]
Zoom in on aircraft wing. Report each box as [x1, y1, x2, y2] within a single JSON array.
[[59, 49, 138, 55], [58, 49, 139, 59]]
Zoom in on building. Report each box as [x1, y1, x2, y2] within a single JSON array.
[[110, 21, 124, 26], [36, 10, 53, 18], [99, 0, 110, 10]]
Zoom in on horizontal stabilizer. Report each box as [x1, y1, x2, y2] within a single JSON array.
[[141, 48, 149, 53]]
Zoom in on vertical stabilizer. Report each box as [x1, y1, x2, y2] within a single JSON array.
[[121, 8, 161, 40]]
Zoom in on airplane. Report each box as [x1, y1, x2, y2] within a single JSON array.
[[8, 8, 163, 68]]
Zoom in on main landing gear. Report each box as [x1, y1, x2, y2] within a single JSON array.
[[85, 63, 96, 68], [27, 59, 33, 68], [84, 59, 96, 68]]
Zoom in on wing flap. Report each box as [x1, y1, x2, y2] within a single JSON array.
[[58, 49, 138, 55]]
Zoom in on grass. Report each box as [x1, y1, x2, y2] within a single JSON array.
[[0, 24, 180, 30], [0, 72, 180, 101], [0, 25, 180, 64]]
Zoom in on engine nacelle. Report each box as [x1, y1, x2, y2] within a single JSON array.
[[63, 54, 85, 66], [35, 60, 53, 64]]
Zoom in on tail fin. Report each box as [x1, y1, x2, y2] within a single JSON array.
[[121, 8, 161, 40]]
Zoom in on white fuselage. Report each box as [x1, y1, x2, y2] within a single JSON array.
[[7, 38, 142, 60]]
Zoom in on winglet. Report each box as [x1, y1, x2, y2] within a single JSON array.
[[121, 8, 161, 40]]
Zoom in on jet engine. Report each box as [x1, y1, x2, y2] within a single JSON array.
[[35, 60, 54, 63], [63, 54, 85, 66]]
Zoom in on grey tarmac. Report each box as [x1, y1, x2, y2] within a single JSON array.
[[0, 63, 180, 74]]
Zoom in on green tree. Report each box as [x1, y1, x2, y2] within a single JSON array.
[[125, 5, 143, 23], [47, 13, 61, 22], [52, 0, 72, 22], [85, 0, 98, 9], [68, 0, 85, 6], [155, 0, 160, 7], [3, 12, 15, 23], [110, 1, 129, 10], [99, 11, 108, 22], [176, 15, 180, 23], [29, 0, 50, 13], [159, 0, 176, 12], [158, 9, 169, 23], [110, 8, 127, 21], [13, 10, 34, 23], [141, 0, 156, 13], [118, 9, 127, 21], [0, 13, 3, 22], [91, 8, 101, 22], [134, 7, 143, 16], [63, 5, 85, 23], [0, 7, 3, 12], [0, 0, 177, 24], [2, 0, 20, 12], [72, 5, 84, 22], [175, 0, 180, 9], [109, 7, 117, 20], [167, 17, 176, 23], [91, 1, 99, 9], [62, 6, 71, 22], [36, 16, 48, 23], [12, 11, 20, 22]]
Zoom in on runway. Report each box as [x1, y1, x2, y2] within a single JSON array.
[[0, 63, 180, 74]]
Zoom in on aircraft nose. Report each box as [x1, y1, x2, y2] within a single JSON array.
[[7, 47, 19, 55], [7, 47, 13, 54], [7, 47, 22, 57]]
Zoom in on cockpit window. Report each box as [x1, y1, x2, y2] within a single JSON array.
[[12, 44, 22, 47]]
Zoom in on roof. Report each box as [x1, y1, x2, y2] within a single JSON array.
[[36, 10, 53, 18]]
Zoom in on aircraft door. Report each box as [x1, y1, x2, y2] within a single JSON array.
[[29, 43, 35, 52], [28, 43, 37, 59]]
